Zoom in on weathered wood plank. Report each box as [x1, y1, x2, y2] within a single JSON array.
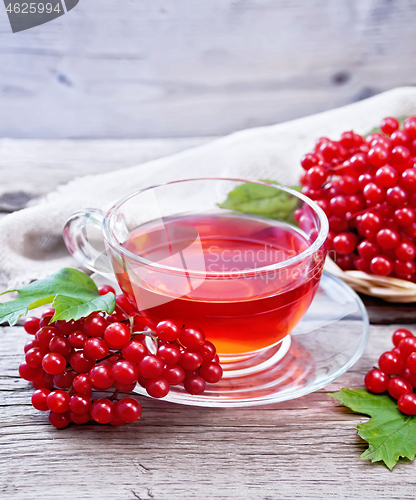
[[1, 324, 416, 500], [0, 137, 213, 200], [1, 1, 416, 138]]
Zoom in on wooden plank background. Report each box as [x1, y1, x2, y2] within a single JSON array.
[[3, 323, 416, 500], [1, 0, 416, 138]]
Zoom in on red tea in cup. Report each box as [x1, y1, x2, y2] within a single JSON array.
[[112, 212, 324, 355]]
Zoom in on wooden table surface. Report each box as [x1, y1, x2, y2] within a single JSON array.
[[1, 139, 416, 500]]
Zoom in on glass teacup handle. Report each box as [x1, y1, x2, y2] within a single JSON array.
[[63, 208, 114, 278]]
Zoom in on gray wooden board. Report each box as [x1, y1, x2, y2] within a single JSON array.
[[1, 0, 416, 139], [1, 324, 416, 500]]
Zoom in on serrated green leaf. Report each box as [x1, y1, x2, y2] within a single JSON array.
[[52, 292, 116, 322], [328, 388, 416, 470], [0, 268, 115, 325], [218, 181, 301, 221]]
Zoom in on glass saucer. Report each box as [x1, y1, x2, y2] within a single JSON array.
[[93, 272, 369, 408]]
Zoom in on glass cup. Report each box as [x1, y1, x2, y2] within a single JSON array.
[[64, 178, 328, 362]]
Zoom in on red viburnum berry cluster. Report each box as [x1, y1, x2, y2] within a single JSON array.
[[299, 116, 416, 280], [19, 285, 223, 429], [365, 328, 416, 415]]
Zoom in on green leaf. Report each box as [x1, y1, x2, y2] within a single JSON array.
[[0, 268, 116, 325], [218, 181, 301, 221], [52, 293, 115, 322], [328, 388, 416, 470]]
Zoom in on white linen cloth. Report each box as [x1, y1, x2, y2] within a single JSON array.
[[1, 87, 416, 287]]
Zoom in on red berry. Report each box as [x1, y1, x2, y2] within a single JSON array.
[[90, 399, 116, 424], [200, 362, 223, 383], [359, 212, 382, 234], [24, 339, 41, 353], [83, 312, 108, 338], [179, 327, 206, 350], [70, 412, 90, 425], [156, 320, 182, 341], [350, 155, 367, 175], [32, 372, 54, 390], [340, 131, 356, 149], [114, 381, 137, 393], [403, 116, 416, 139], [25, 347, 49, 368], [55, 320, 79, 335], [98, 284, 116, 296], [401, 168, 416, 191], [300, 153, 320, 170], [138, 355, 164, 379], [328, 216, 348, 233], [378, 351, 403, 375], [394, 207, 415, 227], [49, 335, 72, 358], [104, 322, 130, 348], [115, 294, 137, 316], [72, 374, 92, 394], [53, 370, 74, 389], [184, 375, 206, 395], [32, 388, 51, 411], [393, 328, 414, 347], [391, 129, 410, 147], [24, 317, 40, 335], [19, 363, 43, 381], [387, 377, 412, 400], [42, 308, 55, 318], [307, 166, 327, 187], [68, 330, 88, 348], [329, 196, 349, 217], [162, 365, 186, 385], [380, 117, 399, 136], [357, 240, 379, 260], [69, 393, 92, 415], [363, 183, 385, 204], [47, 390, 70, 413], [84, 338, 109, 360], [107, 310, 128, 323], [398, 368, 416, 387], [386, 186, 408, 207], [39, 315, 54, 328], [374, 165, 398, 188], [367, 146, 389, 167], [157, 343, 181, 366], [376, 228, 400, 249], [364, 368, 389, 393], [35, 326, 58, 347], [398, 393, 416, 415], [199, 341, 217, 362], [112, 360, 139, 385], [370, 256, 393, 276], [333, 233, 357, 255], [89, 364, 114, 389], [70, 351, 95, 373], [115, 397, 142, 423], [42, 352, 66, 375], [146, 377, 170, 398], [122, 340, 148, 363], [394, 259, 415, 279], [49, 411, 70, 429], [399, 336, 416, 359], [179, 350, 203, 371]]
